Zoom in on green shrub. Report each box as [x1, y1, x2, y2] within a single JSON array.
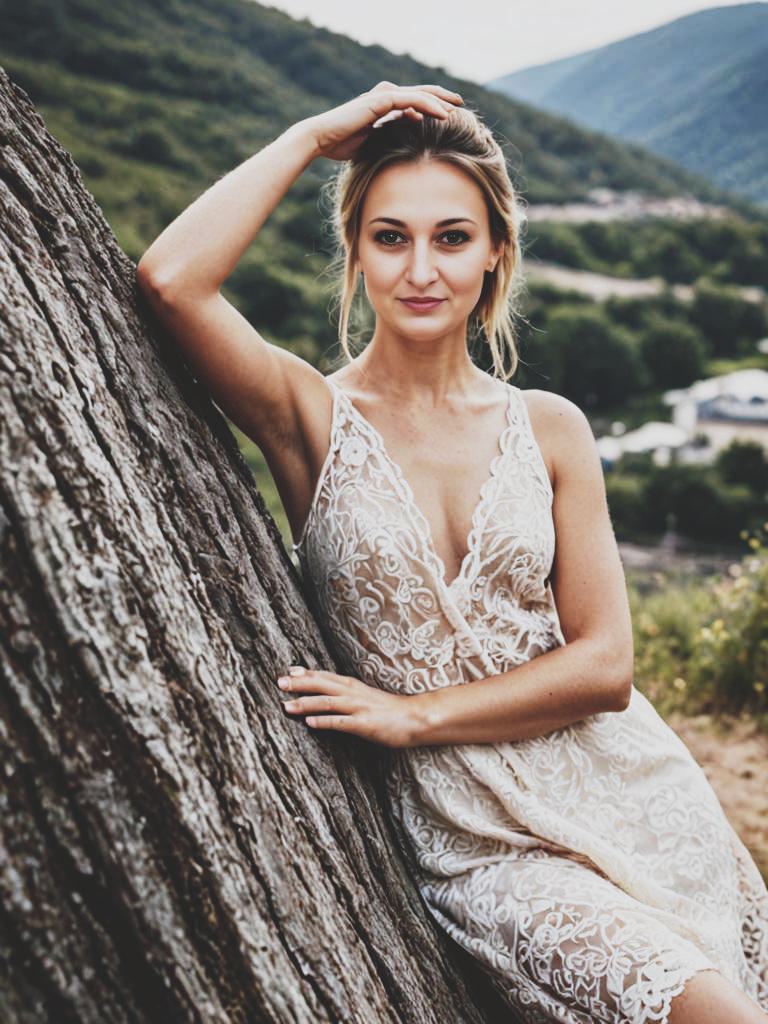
[[716, 440, 768, 495], [638, 317, 708, 389], [690, 282, 768, 359], [641, 466, 756, 540], [686, 528, 768, 721], [630, 524, 768, 729], [542, 305, 649, 408]]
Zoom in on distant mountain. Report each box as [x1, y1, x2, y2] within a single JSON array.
[[487, 3, 768, 207]]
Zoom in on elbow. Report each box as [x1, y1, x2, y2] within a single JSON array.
[[135, 263, 216, 304], [607, 660, 634, 711], [135, 264, 192, 312], [589, 639, 633, 711], [135, 260, 162, 300], [609, 681, 632, 711], [135, 259, 171, 297]]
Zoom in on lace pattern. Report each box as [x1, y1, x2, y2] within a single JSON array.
[[293, 376, 768, 1021]]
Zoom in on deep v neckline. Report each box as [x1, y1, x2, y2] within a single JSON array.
[[328, 378, 515, 595]]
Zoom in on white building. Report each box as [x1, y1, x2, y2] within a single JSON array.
[[666, 368, 768, 456], [596, 421, 690, 468], [597, 368, 768, 468]]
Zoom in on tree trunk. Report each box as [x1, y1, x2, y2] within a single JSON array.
[[0, 68, 514, 1022]]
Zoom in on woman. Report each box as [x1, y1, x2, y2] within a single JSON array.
[[136, 82, 768, 1023]]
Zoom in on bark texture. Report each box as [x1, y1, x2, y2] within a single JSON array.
[[0, 68, 514, 1022]]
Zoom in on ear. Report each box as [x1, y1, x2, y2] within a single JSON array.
[[487, 244, 503, 273]]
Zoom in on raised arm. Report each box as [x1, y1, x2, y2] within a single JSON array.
[[134, 85, 464, 542], [135, 120, 323, 443], [410, 390, 635, 746]]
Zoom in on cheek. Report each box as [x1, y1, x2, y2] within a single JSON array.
[[360, 243, 390, 271], [449, 254, 489, 290], [367, 261, 404, 292]]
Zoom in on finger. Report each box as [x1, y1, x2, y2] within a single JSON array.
[[305, 714, 356, 731], [375, 89, 454, 121], [414, 84, 464, 103], [372, 109, 406, 129], [408, 90, 456, 116], [276, 670, 346, 693], [370, 82, 463, 108], [390, 83, 462, 102], [283, 694, 356, 715]]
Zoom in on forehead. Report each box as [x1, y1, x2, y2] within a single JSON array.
[[361, 160, 486, 222]]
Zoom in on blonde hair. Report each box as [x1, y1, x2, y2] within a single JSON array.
[[319, 102, 529, 381]]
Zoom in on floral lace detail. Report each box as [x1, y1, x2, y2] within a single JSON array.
[[421, 849, 720, 1024], [292, 376, 768, 1022]]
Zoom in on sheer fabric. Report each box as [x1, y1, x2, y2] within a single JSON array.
[[292, 376, 768, 1022]]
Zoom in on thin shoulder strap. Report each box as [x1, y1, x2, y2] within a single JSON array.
[[321, 375, 345, 460], [510, 384, 554, 499], [325, 377, 355, 445]]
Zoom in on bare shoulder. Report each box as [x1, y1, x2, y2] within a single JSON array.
[[520, 387, 590, 431], [517, 388, 597, 490]]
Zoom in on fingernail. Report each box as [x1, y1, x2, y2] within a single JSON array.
[[277, 679, 289, 689], [288, 666, 306, 676]]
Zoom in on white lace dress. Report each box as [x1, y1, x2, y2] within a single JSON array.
[[292, 375, 768, 1023]]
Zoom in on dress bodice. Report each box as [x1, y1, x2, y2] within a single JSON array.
[[292, 375, 565, 695]]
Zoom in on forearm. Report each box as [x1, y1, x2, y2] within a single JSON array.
[[409, 638, 631, 746], [136, 119, 320, 296]]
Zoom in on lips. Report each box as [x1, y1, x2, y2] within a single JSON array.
[[399, 298, 446, 311]]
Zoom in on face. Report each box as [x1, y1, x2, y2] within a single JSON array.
[[356, 159, 500, 338]]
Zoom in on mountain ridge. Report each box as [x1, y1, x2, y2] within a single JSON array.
[[487, 3, 768, 206]]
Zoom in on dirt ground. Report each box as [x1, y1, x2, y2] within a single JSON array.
[[666, 711, 768, 882]]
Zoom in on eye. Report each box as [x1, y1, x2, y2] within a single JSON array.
[[374, 229, 403, 246], [372, 229, 471, 247], [441, 229, 470, 245]]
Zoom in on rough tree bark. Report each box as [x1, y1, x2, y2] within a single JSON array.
[[0, 69, 516, 1022]]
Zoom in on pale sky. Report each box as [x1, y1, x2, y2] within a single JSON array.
[[263, 0, 758, 82]]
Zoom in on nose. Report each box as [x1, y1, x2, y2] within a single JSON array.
[[406, 240, 439, 287]]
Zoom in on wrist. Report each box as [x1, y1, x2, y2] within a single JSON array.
[[406, 691, 441, 747], [281, 117, 322, 163]]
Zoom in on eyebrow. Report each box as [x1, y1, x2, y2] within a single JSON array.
[[367, 216, 477, 227]]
